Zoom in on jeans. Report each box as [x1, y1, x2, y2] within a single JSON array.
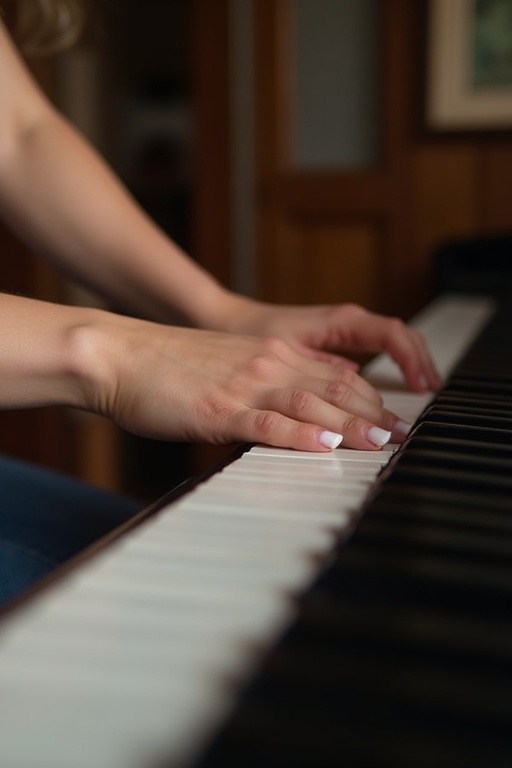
[[0, 455, 141, 608]]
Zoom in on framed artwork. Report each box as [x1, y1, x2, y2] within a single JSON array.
[[426, 0, 512, 131]]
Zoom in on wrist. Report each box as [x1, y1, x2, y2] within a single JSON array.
[[65, 306, 119, 415]]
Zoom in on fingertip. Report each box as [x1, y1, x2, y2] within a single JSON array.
[[366, 426, 392, 448], [406, 370, 428, 393], [317, 430, 344, 449]]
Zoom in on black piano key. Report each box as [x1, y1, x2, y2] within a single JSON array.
[[367, 487, 512, 533], [376, 461, 512, 496], [423, 396, 512, 418], [290, 593, 512, 667], [198, 703, 512, 768], [320, 542, 512, 614], [353, 515, 512, 563], [409, 420, 512, 444], [442, 381, 512, 399], [413, 408, 512, 430], [424, 398, 512, 416], [198, 629, 512, 768], [450, 367, 512, 379], [403, 433, 512, 459], [384, 445, 512, 476]]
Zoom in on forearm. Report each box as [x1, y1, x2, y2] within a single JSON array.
[[0, 292, 103, 410], [0, 107, 233, 327], [0, 16, 235, 329]]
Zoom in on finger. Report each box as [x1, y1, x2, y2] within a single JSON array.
[[261, 336, 378, 403], [255, 388, 400, 450], [348, 315, 441, 393], [403, 329, 442, 392], [278, 376, 397, 436], [294, 343, 360, 371], [273, 387, 409, 447], [232, 404, 392, 452], [289, 354, 382, 406]]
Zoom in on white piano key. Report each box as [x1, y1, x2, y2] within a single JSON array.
[[15, 578, 297, 651], [163, 499, 362, 526], [381, 391, 432, 423], [201, 473, 368, 496], [180, 485, 367, 514], [0, 659, 237, 768], [249, 444, 395, 461], [224, 462, 383, 481]]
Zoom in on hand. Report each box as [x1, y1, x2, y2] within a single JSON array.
[[217, 296, 441, 393], [82, 313, 411, 452]]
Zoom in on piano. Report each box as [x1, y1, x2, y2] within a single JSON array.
[[0, 294, 509, 768]]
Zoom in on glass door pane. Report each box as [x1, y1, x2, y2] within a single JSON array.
[[294, 0, 381, 169]]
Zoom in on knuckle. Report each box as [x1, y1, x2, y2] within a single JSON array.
[[340, 303, 367, 321], [386, 316, 406, 336], [196, 395, 234, 425], [253, 409, 279, 438], [246, 353, 275, 380], [246, 336, 290, 379], [325, 379, 353, 408], [341, 413, 360, 436], [287, 388, 315, 415], [336, 365, 358, 386], [261, 335, 288, 357]]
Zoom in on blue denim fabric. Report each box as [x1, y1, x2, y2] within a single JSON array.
[[0, 455, 141, 607]]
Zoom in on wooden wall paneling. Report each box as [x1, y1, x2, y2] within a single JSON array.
[[379, 0, 423, 317], [258, 170, 391, 306], [191, 0, 231, 286], [258, 209, 383, 308], [480, 143, 512, 231], [189, 0, 240, 476], [258, 213, 300, 303], [297, 220, 381, 307], [253, 0, 295, 303], [410, 144, 481, 300], [253, 0, 294, 178], [269, 173, 390, 216]]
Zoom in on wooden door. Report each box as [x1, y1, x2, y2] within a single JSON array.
[[253, 0, 425, 318]]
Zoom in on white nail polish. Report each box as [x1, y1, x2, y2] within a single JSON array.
[[367, 426, 392, 447], [318, 431, 343, 449]]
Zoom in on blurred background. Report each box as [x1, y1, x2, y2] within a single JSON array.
[[1, 0, 511, 504]]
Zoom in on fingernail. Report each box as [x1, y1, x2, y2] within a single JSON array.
[[393, 419, 412, 440], [367, 426, 392, 447], [318, 431, 343, 449]]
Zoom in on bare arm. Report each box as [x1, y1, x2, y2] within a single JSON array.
[[0, 19, 231, 328]]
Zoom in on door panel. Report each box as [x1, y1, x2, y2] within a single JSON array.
[[262, 215, 381, 307], [254, 0, 394, 313]]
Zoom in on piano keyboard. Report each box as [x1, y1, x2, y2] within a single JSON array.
[[0, 295, 497, 768]]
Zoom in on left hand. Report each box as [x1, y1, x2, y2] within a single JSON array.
[[216, 296, 441, 393]]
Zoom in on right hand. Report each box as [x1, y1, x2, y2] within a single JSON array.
[[79, 312, 409, 452]]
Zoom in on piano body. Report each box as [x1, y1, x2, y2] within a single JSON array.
[[0, 294, 510, 768]]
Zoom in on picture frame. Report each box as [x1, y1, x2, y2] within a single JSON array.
[[426, 0, 512, 131]]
